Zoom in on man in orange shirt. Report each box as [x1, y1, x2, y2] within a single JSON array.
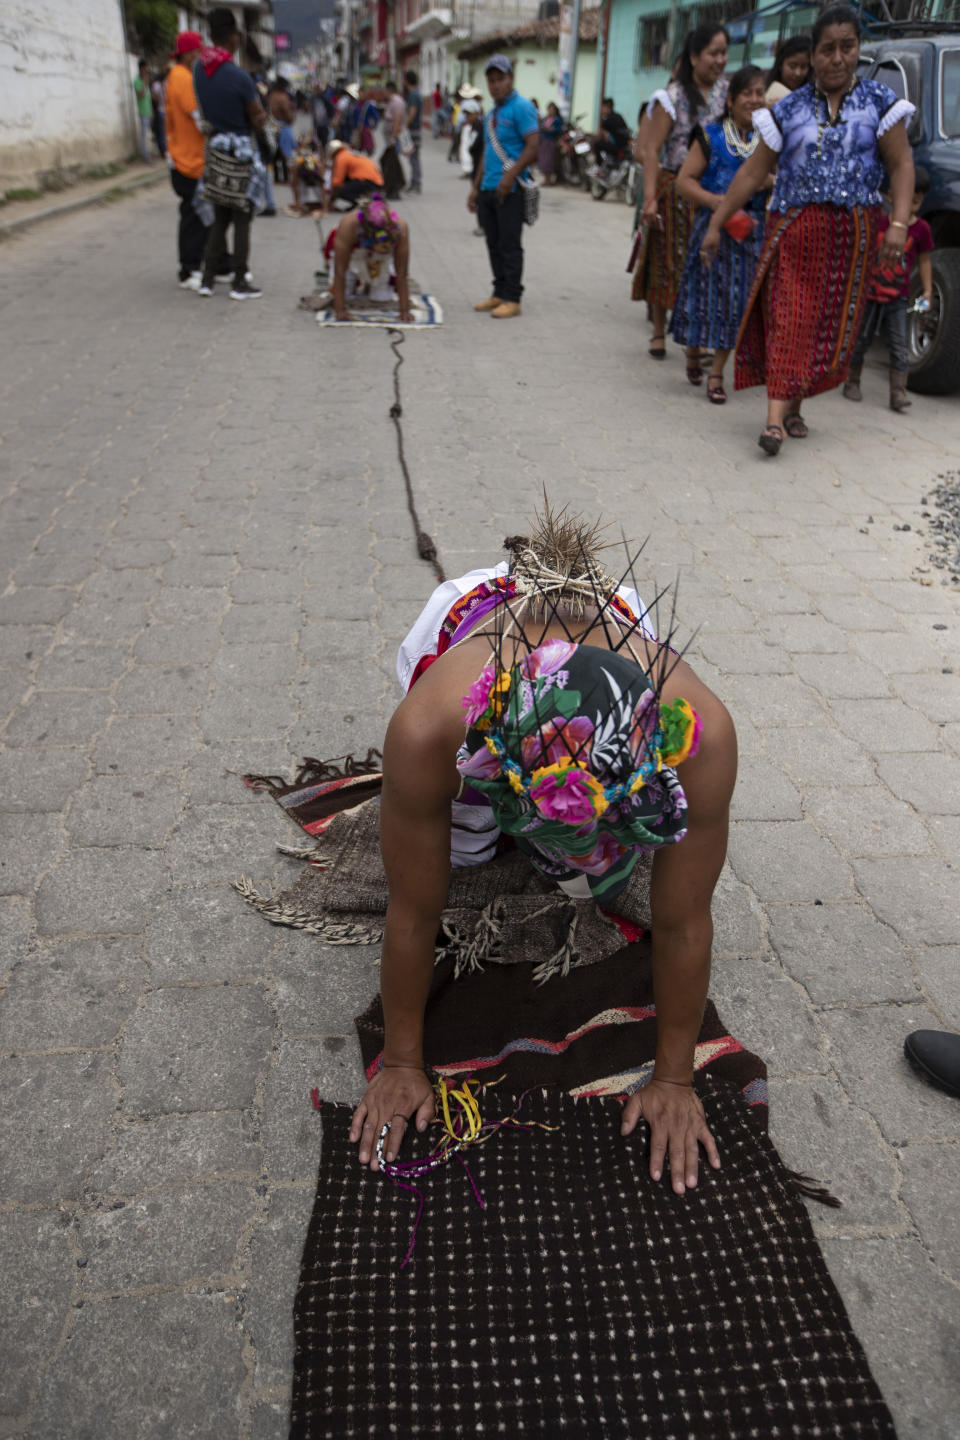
[[324, 141, 384, 213], [165, 30, 209, 288]]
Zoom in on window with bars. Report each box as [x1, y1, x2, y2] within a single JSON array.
[[635, 12, 671, 71]]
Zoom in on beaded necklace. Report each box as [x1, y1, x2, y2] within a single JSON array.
[[814, 78, 856, 152], [722, 117, 758, 159]]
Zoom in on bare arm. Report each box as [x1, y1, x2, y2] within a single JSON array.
[[701, 140, 775, 262], [878, 122, 916, 265], [649, 682, 736, 1087], [245, 96, 267, 131], [640, 103, 672, 218], [495, 129, 540, 199], [675, 135, 720, 212], [621, 662, 737, 1195], [633, 108, 650, 161], [395, 223, 411, 321], [349, 687, 460, 1168], [917, 249, 933, 299], [332, 214, 357, 319]]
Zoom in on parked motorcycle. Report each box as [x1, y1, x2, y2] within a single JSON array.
[[558, 114, 592, 189], [589, 147, 638, 205]]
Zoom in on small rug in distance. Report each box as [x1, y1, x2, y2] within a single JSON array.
[[312, 293, 443, 327], [292, 1081, 894, 1438]]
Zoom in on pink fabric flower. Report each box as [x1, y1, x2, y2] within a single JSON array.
[[522, 639, 577, 681], [530, 765, 600, 826], [456, 744, 502, 782], [521, 714, 594, 771], [461, 665, 498, 727]]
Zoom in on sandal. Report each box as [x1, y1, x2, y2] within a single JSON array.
[[686, 363, 704, 386], [783, 412, 808, 439], [758, 425, 784, 456], [649, 337, 666, 360], [706, 375, 726, 404]]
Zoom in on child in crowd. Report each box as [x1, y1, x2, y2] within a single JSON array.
[[844, 166, 934, 412]]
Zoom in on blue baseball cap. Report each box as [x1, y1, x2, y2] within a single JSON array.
[[485, 54, 514, 75]]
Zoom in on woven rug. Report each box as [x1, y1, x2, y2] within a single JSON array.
[[357, 945, 770, 1111], [240, 760, 894, 1436], [293, 1081, 894, 1438], [313, 293, 443, 327], [237, 760, 653, 982]]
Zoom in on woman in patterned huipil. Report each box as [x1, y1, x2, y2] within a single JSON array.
[[671, 66, 769, 404], [702, 4, 916, 455], [633, 23, 729, 380]]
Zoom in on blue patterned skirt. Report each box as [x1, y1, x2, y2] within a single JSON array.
[[670, 204, 764, 351]]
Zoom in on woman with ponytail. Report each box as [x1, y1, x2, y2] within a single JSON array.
[[633, 23, 729, 378]]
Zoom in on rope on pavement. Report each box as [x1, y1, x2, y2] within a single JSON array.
[[386, 328, 445, 583]]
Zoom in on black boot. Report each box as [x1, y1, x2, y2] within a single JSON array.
[[904, 1030, 960, 1098]]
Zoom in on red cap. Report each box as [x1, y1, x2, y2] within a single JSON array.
[[173, 30, 203, 56]]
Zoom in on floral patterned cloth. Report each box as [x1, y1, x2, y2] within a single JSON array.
[[755, 79, 914, 212], [650, 79, 730, 172], [456, 641, 701, 901]]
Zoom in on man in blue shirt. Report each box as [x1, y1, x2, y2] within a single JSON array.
[[467, 56, 539, 318]]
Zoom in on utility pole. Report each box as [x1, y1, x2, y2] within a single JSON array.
[[567, 0, 582, 120]]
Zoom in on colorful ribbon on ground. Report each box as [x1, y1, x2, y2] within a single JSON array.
[[376, 1076, 557, 1269]]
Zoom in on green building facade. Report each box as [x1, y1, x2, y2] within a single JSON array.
[[600, 0, 820, 126]]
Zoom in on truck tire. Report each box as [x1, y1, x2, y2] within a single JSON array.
[[907, 249, 960, 396]]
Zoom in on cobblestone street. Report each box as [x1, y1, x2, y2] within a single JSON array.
[[1, 143, 958, 1438]]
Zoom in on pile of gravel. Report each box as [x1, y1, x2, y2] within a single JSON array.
[[921, 473, 960, 584]]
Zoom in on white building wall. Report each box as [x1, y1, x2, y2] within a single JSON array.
[[0, 0, 134, 192]]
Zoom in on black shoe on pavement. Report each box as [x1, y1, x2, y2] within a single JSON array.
[[904, 1030, 960, 1098], [262, 207, 277, 216], [230, 279, 263, 300]]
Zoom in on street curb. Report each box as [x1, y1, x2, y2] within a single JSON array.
[[0, 169, 167, 239]]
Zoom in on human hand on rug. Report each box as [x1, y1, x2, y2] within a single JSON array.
[[350, 1064, 436, 1171], [621, 1079, 721, 1195]]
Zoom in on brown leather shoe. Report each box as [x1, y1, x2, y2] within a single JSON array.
[[491, 301, 521, 319], [474, 296, 500, 312]]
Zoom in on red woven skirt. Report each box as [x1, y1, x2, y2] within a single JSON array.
[[734, 203, 879, 399], [631, 171, 695, 311]]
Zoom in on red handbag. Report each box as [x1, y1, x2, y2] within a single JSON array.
[[866, 230, 912, 304], [723, 209, 757, 242]]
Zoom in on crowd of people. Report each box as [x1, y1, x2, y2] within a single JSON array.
[[149, 8, 435, 302], [149, 2, 925, 448], [631, 4, 921, 454]]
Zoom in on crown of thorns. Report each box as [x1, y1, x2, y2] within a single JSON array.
[[459, 497, 702, 804]]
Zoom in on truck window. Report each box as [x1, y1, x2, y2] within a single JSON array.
[[942, 49, 960, 139], [874, 55, 921, 105], [873, 56, 922, 141]]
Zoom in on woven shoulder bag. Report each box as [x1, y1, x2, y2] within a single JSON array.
[[486, 114, 540, 225]]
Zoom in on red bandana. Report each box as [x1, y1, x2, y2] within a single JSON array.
[[199, 45, 232, 76]]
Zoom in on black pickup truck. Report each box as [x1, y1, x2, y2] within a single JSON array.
[[860, 32, 960, 394]]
